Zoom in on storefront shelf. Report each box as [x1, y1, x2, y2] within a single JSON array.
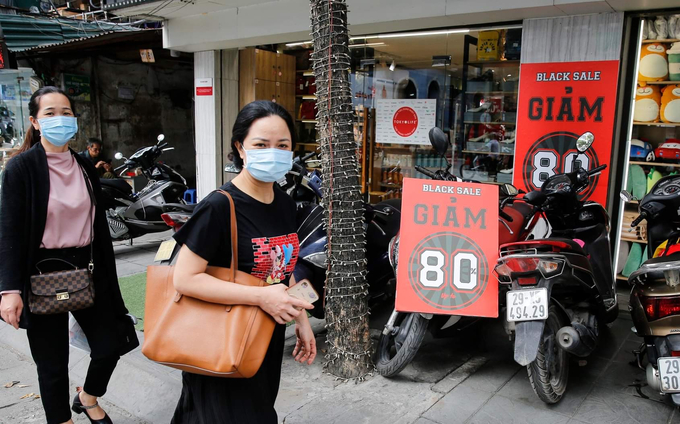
[[642, 39, 680, 44], [297, 143, 318, 147], [633, 121, 680, 127], [621, 236, 647, 244], [467, 60, 520, 66], [297, 119, 318, 124], [296, 95, 317, 99], [629, 161, 680, 168], [464, 121, 516, 125], [645, 81, 680, 85], [461, 149, 514, 156], [616, 274, 628, 282]]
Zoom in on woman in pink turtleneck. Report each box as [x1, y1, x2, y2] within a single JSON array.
[[0, 87, 137, 424]]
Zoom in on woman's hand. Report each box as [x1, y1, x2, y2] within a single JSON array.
[[259, 284, 313, 325], [0, 294, 23, 329], [293, 318, 317, 365]]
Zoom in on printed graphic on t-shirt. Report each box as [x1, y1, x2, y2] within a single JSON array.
[[252, 234, 300, 284]]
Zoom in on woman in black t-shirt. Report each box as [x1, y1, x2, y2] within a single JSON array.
[[170, 101, 317, 424]]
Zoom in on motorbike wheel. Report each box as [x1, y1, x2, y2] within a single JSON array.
[[527, 305, 569, 404], [375, 312, 428, 377]]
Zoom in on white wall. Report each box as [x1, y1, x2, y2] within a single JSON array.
[[160, 0, 652, 52], [194, 51, 222, 200]]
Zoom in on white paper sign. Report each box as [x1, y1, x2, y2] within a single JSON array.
[[376, 99, 436, 145]]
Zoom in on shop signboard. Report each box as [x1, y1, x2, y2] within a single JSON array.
[[376, 99, 436, 145], [513, 61, 620, 205], [396, 178, 499, 317], [63, 74, 91, 102]]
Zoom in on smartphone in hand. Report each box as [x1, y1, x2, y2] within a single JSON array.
[[287, 281, 320, 304]]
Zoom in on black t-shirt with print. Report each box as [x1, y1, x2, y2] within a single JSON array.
[[173, 181, 299, 286], [170, 181, 299, 423]]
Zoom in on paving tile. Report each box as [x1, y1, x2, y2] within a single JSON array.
[[594, 359, 656, 399], [468, 395, 571, 424], [457, 356, 521, 394], [115, 262, 147, 277], [610, 339, 645, 364], [593, 319, 634, 361], [498, 362, 595, 416], [413, 419, 441, 424], [573, 384, 673, 424], [424, 383, 493, 424]]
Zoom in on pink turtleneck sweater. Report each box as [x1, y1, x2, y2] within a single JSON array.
[[41, 151, 94, 249], [0, 152, 94, 295]]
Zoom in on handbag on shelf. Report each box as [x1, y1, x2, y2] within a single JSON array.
[[28, 159, 96, 315], [142, 190, 276, 378]]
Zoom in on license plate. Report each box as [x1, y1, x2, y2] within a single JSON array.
[[506, 288, 548, 322], [659, 358, 680, 393], [154, 239, 177, 262]]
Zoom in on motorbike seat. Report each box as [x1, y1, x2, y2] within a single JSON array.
[[162, 203, 196, 213], [631, 253, 680, 283], [502, 238, 586, 255], [100, 178, 133, 195]]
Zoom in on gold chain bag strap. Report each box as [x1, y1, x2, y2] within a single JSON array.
[[28, 157, 96, 315], [142, 190, 276, 378]]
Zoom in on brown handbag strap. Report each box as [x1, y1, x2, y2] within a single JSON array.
[[216, 190, 238, 282]]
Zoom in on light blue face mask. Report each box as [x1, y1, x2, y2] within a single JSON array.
[[244, 148, 293, 183], [38, 116, 78, 147]]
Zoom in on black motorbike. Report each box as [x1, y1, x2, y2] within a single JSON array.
[[290, 151, 401, 319], [102, 134, 193, 241], [622, 177, 680, 407], [495, 132, 617, 404]]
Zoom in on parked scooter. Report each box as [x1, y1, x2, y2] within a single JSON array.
[[293, 164, 401, 319], [376, 128, 541, 377], [102, 134, 193, 241], [622, 176, 680, 407], [495, 132, 617, 404]]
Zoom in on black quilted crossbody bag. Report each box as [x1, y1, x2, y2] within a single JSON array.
[[28, 158, 96, 315]]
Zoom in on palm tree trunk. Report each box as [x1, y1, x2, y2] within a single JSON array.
[[310, 0, 372, 378]]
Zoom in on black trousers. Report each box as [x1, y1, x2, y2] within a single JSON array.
[[26, 246, 120, 424]]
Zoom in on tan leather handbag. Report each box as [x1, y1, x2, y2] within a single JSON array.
[[142, 190, 276, 378]]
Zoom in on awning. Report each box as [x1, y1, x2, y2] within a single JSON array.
[[0, 13, 139, 52], [16, 28, 161, 55]]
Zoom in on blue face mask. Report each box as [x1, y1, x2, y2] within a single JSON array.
[[38, 116, 78, 147], [244, 148, 293, 183]]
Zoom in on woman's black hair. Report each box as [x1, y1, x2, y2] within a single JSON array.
[[230, 100, 297, 169]]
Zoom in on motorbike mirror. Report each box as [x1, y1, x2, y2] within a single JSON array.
[[620, 190, 635, 202], [114, 152, 124, 160], [157, 134, 165, 143], [224, 164, 241, 174], [503, 184, 519, 196], [428, 127, 449, 158], [576, 132, 594, 153]]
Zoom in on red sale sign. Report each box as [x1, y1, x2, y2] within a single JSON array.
[[396, 178, 499, 317], [513, 61, 620, 205]]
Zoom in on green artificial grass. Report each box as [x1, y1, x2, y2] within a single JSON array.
[[118, 272, 147, 331]]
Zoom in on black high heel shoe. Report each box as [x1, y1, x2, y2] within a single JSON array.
[[72, 391, 113, 424]]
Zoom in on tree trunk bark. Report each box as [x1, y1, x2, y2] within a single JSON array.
[[310, 0, 372, 379]]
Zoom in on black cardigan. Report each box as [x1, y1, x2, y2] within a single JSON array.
[[0, 142, 130, 333]]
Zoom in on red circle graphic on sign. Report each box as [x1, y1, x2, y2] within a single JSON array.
[[393, 107, 418, 137]]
